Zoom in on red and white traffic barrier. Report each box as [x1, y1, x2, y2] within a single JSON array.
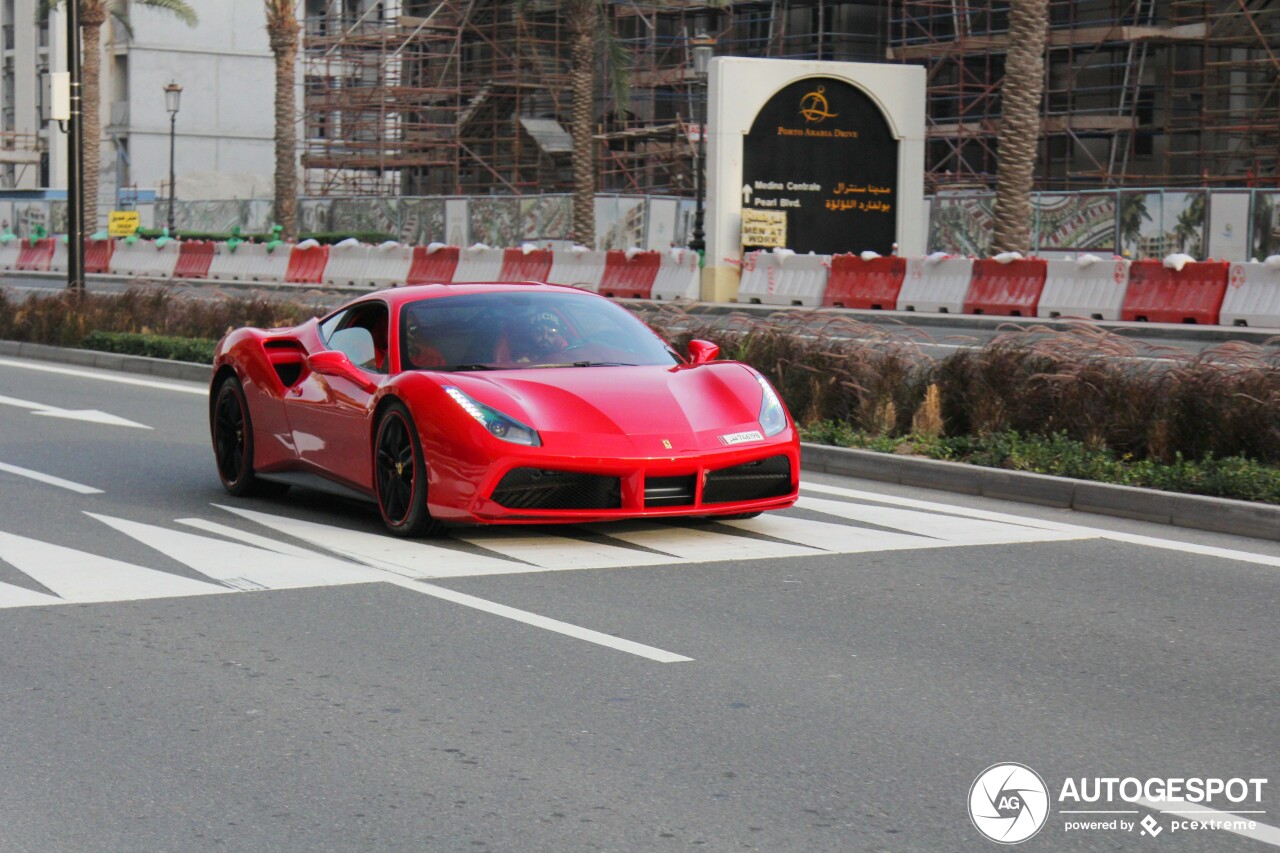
[[108, 238, 180, 279], [452, 245, 506, 282], [897, 254, 973, 313], [651, 248, 701, 301], [1038, 256, 1131, 321], [1121, 257, 1228, 324], [207, 242, 291, 284], [0, 239, 20, 271], [1219, 259, 1280, 328], [738, 249, 831, 307], [545, 247, 607, 292]]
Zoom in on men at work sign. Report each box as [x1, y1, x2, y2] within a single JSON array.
[[742, 77, 899, 255]]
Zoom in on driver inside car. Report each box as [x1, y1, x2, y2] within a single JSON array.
[[495, 310, 569, 363]]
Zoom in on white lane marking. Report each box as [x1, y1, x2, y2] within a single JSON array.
[[583, 521, 824, 562], [1134, 799, 1280, 847], [88, 513, 381, 590], [176, 517, 329, 559], [215, 505, 528, 578], [0, 357, 207, 395], [377, 575, 693, 663], [452, 528, 676, 570], [0, 393, 151, 429], [0, 579, 63, 608], [0, 530, 224, 602], [720, 513, 934, 553], [802, 482, 1280, 567], [0, 460, 103, 495], [795, 494, 1087, 544]]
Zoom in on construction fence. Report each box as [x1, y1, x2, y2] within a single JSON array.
[[4, 189, 1279, 262]]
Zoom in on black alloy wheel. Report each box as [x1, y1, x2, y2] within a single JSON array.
[[212, 376, 277, 497], [374, 402, 445, 537]]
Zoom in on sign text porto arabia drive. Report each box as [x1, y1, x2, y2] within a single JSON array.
[[741, 77, 899, 255]]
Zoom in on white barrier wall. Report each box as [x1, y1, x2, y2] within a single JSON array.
[[737, 251, 777, 304], [322, 243, 374, 288], [546, 249, 607, 292], [0, 240, 19, 270], [452, 247, 506, 282], [208, 243, 291, 284], [1038, 257, 1131, 321], [366, 244, 414, 288], [651, 249, 701, 301], [766, 253, 830, 307], [1220, 262, 1280, 328], [48, 238, 69, 273], [897, 256, 974, 313], [109, 239, 181, 279]]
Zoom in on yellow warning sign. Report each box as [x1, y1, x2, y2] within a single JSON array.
[[741, 209, 787, 248], [108, 210, 141, 237]]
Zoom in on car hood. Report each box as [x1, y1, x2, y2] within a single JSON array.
[[447, 363, 769, 455]]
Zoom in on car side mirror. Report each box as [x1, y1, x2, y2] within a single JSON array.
[[688, 339, 720, 366], [308, 350, 378, 393]]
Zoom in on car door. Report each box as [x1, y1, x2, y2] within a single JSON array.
[[283, 299, 390, 491]]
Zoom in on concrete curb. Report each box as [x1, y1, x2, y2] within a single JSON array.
[[801, 443, 1280, 542], [0, 340, 211, 383]]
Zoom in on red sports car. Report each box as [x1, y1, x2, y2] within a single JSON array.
[[209, 283, 799, 536]]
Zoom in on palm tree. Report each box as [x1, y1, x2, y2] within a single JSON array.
[[265, 0, 301, 241], [992, 0, 1048, 254], [1119, 192, 1151, 256], [49, 0, 197, 231], [567, 0, 597, 247]]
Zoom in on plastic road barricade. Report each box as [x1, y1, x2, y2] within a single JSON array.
[[498, 247, 553, 282], [0, 239, 20, 270], [107, 239, 180, 279], [84, 237, 115, 274], [452, 246, 506, 282], [963, 257, 1047, 316], [1038, 257, 1130, 321], [365, 243, 414, 288], [896, 256, 974, 313], [737, 251, 775, 304], [1121, 259, 1228, 324], [207, 242, 290, 284], [407, 245, 459, 284], [651, 249, 701, 301], [286, 243, 330, 285], [1219, 262, 1280, 328], [173, 240, 216, 279], [823, 254, 906, 309], [16, 238, 56, 271], [323, 242, 373, 288], [545, 249, 607, 292], [600, 250, 660, 299]]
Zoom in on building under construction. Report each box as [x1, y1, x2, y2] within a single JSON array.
[[302, 0, 1280, 196]]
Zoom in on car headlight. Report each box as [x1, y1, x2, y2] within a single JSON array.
[[444, 386, 541, 447], [756, 373, 788, 437]]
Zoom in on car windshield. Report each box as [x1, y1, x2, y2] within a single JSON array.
[[399, 290, 681, 371]]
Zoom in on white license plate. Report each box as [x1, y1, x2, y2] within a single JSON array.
[[718, 430, 765, 446]]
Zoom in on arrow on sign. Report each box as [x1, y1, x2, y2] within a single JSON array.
[[742, 184, 753, 205], [0, 394, 152, 429]]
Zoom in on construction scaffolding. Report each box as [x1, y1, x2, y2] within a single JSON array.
[[888, 0, 1280, 191], [303, 0, 571, 196], [302, 0, 1279, 197]]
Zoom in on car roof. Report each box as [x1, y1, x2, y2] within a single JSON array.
[[374, 282, 597, 308]]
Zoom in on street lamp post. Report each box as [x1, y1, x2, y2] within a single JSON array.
[[66, 0, 84, 293], [164, 81, 182, 233], [689, 32, 714, 256]]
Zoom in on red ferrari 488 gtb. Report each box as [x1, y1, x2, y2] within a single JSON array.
[[210, 283, 799, 536]]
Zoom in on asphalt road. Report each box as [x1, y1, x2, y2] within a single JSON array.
[[5, 272, 1277, 360], [0, 355, 1277, 852]]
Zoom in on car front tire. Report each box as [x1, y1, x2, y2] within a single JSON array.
[[374, 401, 446, 537]]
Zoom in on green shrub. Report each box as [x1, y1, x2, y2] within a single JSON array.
[[80, 330, 217, 363]]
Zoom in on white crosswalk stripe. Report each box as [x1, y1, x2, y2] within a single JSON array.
[[0, 530, 225, 603], [0, 489, 1091, 610]]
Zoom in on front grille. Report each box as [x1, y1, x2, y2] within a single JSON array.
[[702, 455, 792, 504], [644, 474, 696, 508], [491, 468, 621, 511]]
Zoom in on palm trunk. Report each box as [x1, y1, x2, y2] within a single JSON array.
[[568, 1, 596, 247], [992, 0, 1048, 254], [269, 17, 300, 241], [81, 9, 105, 231]]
